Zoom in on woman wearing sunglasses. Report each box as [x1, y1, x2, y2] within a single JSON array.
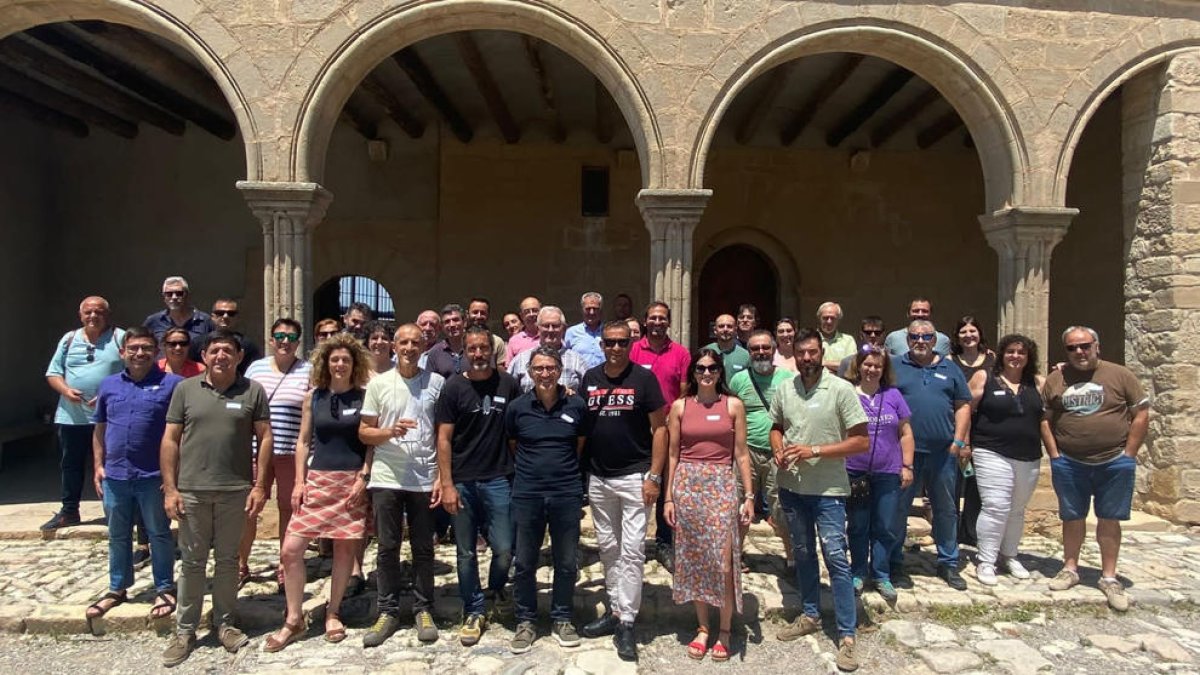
[[158, 327, 205, 377], [664, 349, 754, 662]]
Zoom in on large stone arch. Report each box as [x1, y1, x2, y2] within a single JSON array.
[[689, 19, 1026, 214], [0, 0, 262, 180], [293, 0, 663, 189], [694, 226, 802, 320]]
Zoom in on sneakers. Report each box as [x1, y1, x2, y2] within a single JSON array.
[[363, 614, 401, 648], [132, 547, 151, 570], [937, 565, 968, 591], [415, 610, 439, 643], [614, 621, 638, 661], [777, 614, 820, 641], [40, 511, 81, 531], [975, 563, 998, 586], [161, 633, 195, 667], [836, 637, 859, 672], [511, 621, 537, 654], [1099, 578, 1130, 612], [553, 621, 581, 647], [218, 625, 249, 653], [852, 576, 864, 595], [1048, 567, 1080, 592], [580, 613, 619, 638], [875, 579, 898, 602], [1001, 557, 1031, 579], [460, 614, 485, 646]]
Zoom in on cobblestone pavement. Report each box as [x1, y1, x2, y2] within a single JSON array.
[[0, 515, 1198, 673]]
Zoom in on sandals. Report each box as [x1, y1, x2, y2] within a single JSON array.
[[265, 620, 305, 653], [150, 591, 177, 619], [687, 626, 709, 660], [324, 612, 347, 643], [711, 629, 733, 662], [85, 591, 126, 619]]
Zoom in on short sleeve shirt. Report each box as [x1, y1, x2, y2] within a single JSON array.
[[822, 332, 859, 365], [703, 342, 750, 384], [582, 363, 665, 478], [93, 366, 183, 480], [245, 357, 312, 454], [144, 310, 214, 361], [768, 371, 869, 496], [507, 346, 589, 393], [1042, 360, 1149, 464], [505, 330, 541, 366], [166, 376, 270, 491], [434, 370, 520, 483], [894, 353, 971, 453], [362, 368, 445, 491], [45, 327, 126, 425], [728, 367, 792, 451], [565, 322, 606, 369], [845, 387, 912, 474], [425, 340, 467, 379], [629, 337, 690, 405], [505, 390, 587, 499]]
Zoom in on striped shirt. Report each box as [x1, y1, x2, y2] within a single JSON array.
[[245, 357, 312, 454]]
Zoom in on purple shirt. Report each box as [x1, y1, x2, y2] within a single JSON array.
[[845, 387, 911, 475], [92, 366, 184, 480]]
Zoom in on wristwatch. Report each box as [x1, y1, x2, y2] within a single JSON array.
[[643, 472, 662, 485], [953, 439, 967, 449], [811, 445, 822, 458], [359, 472, 371, 482]]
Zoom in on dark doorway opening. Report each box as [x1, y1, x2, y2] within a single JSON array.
[[314, 275, 396, 325], [696, 245, 779, 346]]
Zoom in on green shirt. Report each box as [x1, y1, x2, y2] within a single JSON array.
[[821, 331, 858, 365], [729, 367, 793, 451], [768, 370, 868, 496], [166, 376, 270, 492], [704, 341, 751, 385]]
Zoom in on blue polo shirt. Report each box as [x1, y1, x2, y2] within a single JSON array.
[[505, 388, 588, 499], [93, 366, 184, 480], [564, 322, 605, 369], [894, 352, 970, 453]]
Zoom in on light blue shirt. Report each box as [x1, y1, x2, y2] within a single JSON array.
[[45, 327, 126, 425], [564, 321, 605, 369]]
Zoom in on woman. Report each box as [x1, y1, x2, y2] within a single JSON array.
[[845, 346, 914, 602], [664, 349, 754, 662], [967, 334, 1044, 586], [240, 318, 313, 586], [158, 327, 204, 377], [949, 315, 993, 547], [773, 318, 798, 372], [626, 318, 643, 341], [502, 312, 522, 338], [266, 334, 373, 650], [315, 318, 343, 344]]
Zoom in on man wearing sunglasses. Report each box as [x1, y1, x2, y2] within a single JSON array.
[[43, 296, 126, 530], [1041, 326, 1149, 612], [209, 298, 261, 375], [884, 297, 950, 358], [144, 276, 214, 360], [838, 316, 886, 378]]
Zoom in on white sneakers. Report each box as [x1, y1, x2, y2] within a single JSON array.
[[975, 557, 1030, 586], [1001, 557, 1031, 579], [975, 563, 998, 586]]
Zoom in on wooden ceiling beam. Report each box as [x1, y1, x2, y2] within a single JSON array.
[[734, 62, 792, 145], [339, 96, 378, 139], [826, 66, 913, 147], [780, 53, 863, 146], [455, 33, 519, 144], [869, 85, 939, 148], [0, 87, 87, 137], [0, 36, 185, 136], [594, 76, 615, 144], [916, 110, 963, 149], [391, 47, 472, 143], [26, 25, 235, 139], [358, 73, 425, 139], [522, 36, 567, 144], [0, 62, 136, 138]]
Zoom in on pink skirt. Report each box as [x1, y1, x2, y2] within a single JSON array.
[[286, 470, 368, 540], [671, 461, 742, 612]]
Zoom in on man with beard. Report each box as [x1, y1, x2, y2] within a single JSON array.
[[467, 297, 508, 369], [343, 302, 373, 342], [436, 325, 520, 646]]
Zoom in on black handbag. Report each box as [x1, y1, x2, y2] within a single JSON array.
[[848, 390, 882, 506]]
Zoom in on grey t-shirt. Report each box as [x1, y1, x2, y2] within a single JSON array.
[[166, 376, 270, 491]]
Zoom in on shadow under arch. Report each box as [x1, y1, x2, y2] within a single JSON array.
[[0, 0, 262, 180], [689, 19, 1025, 215], [293, 0, 663, 189], [694, 227, 802, 322]]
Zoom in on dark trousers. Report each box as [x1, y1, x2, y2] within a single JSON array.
[[654, 488, 673, 547], [513, 494, 581, 623], [373, 488, 435, 616], [58, 424, 93, 514]]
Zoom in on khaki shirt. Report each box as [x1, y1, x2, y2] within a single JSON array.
[[769, 370, 868, 496]]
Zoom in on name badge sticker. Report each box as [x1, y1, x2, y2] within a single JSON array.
[[586, 386, 597, 392], [560, 413, 575, 423], [341, 407, 359, 415], [225, 402, 242, 410], [493, 396, 506, 403], [641, 363, 653, 369], [934, 373, 948, 380], [706, 414, 721, 421], [992, 390, 1007, 396]]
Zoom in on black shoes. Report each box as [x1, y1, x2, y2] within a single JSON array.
[[614, 621, 638, 661], [580, 613, 620, 638], [656, 545, 676, 574], [41, 511, 81, 531], [938, 565, 968, 591]]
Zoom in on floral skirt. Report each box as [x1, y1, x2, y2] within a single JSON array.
[[286, 469, 368, 540], [672, 461, 742, 612]]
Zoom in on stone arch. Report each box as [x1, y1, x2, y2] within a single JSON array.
[[0, 0, 262, 180], [294, 0, 663, 189], [694, 227, 802, 320], [689, 19, 1026, 214]]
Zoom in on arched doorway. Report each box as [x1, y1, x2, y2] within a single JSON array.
[[696, 245, 779, 346], [314, 275, 397, 324]]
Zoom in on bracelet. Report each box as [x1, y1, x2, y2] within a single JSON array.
[[664, 500, 674, 504], [952, 439, 966, 448]]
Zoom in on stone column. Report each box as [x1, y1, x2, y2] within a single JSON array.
[[237, 181, 333, 344], [980, 206, 1077, 364], [636, 188, 711, 346]]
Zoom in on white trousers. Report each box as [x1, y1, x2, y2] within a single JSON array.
[[972, 447, 1041, 566], [589, 473, 649, 622]]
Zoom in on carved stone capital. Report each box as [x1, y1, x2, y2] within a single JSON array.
[[237, 180, 333, 233]]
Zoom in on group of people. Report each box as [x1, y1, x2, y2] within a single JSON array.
[[45, 280, 1149, 672]]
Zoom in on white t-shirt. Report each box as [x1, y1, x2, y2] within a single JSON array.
[[361, 368, 444, 491]]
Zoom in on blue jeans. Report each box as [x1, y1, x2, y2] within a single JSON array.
[[778, 489, 857, 639], [1050, 454, 1136, 521], [846, 471, 901, 583], [513, 493, 581, 623], [891, 450, 960, 570], [58, 424, 93, 514], [454, 477, 514, 616], [103, 477, 175, 593]]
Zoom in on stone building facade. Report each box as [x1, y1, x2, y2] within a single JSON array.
[[0, 0, 1198, 522]]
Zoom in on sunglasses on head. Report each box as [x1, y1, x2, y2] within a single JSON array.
[[908, 333, 936, 342], [601, 338, 630, 348], [272, 332, 300, 343]]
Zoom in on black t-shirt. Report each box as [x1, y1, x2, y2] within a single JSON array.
[[504, 389, 588, 498], [582, 363, 665, 477], [434, 370, 519, 483], [309, 388, 368, 471]]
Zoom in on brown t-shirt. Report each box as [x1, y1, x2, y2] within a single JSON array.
[[1041, 360, 1149, 464]]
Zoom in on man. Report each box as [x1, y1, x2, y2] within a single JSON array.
[[416, 309, 442, 369], [884, 298, 951, 357], [612, 293, 634, 321], [704, 313, 750, 384], [359, 323, 445, 647], [564, 291, 606, 369], [891, 319, 971, 591], [436, 325, 520, 646], [629, 301, 690, 569], [736, 304, 758, 346], [579, 321, 667, 661], [817, 302, 858, 371], [209, 298, 262, 375], [43, 296, 126, 530], [89, 327, 181, 620], [426, 303, 468, 378], [769, 328, 869, 673], [467, 297, 508, 369], [144, 276, 214, 359], [728, 330, 793, 565], [504, 296, 542, 365], [838, 317, 885, 377], [1042, 326, 1149, 612], [507, 306, 589, 393], [160, 330, 273, 667], [343, 301, 373, 341]]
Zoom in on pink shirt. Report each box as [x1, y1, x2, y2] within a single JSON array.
[[630, 337, 690, 406], [505, 329, 541, 365]]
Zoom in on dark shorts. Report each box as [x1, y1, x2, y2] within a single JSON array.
[[1050, 453, 1136, 521]]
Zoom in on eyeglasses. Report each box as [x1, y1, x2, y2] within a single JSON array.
[[861, 329, 883, 337], [1065, 342, 1094, 353], [317, 330, 340, 338], [165, 341, 190, 348], [212, 310, 239, 317], [272, 332, 300, 343], [126, 345, 156, 354], [694, 364, 721, 374], [162, 290, 187, 298], [908, 333, 936, 342], [602, 338, 630, 348]]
